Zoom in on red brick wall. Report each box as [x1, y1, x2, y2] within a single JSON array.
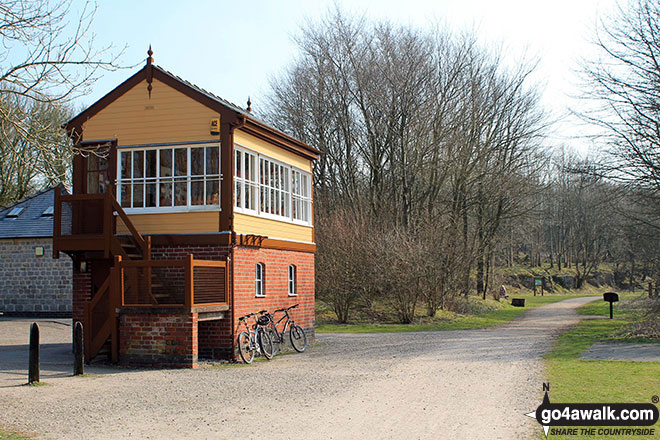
[[72, 270, 91, 325], [198, 319, 232, 359], [232, 246, 315, 355], [150, 244, 230, 261], [118, 309, 198, 368]]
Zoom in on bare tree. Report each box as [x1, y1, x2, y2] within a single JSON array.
[[582, 0, 660, 222], [0, 0, 122, 205]]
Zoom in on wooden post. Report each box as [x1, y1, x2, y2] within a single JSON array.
[[28, 323, 40, 384], [185, 254, 194, 308], [103, 187, 112, 258], [73, 321, 84, 375], [649, 282, 653, 299], [53, 187, 61, 259]]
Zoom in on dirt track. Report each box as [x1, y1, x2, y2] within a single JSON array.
[[0, 296, 595, 439]]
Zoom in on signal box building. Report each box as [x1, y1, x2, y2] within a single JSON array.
[[53, 50, 319, 367]]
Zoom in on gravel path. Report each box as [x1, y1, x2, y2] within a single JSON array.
[[0, 296, 595, 439]]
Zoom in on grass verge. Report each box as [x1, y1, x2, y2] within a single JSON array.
[[543, 293, 660, 440], [317, 294, 585, 333], [0, 429, 29, 439]]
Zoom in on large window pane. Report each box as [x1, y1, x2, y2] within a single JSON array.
[[133, 151, 144, 178], [207, 180, 219, 205], [207, 146, 219, 175], [120, 183, 131, 207], [191, 179, 204, 205], [174, 178, 187, 206], [160, 149, 172, 177], [121, 152, 132, 179], [191, 147, 204, 176], [146, 150, 157, 178], [159, 182, 172, 207], [146, 183, 157, 207], [236, 181, 242, 208], [175, 148, 187, 177], [133, 182, 144, 208]]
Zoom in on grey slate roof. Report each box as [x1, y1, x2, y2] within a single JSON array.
[[153, 65, 252, 118], [0, 185, 71, 239]]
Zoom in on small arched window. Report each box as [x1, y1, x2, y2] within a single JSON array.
[[255, 263, 265, 297], [288, 264, 297, 296]]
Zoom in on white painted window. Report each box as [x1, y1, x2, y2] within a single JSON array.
[[255, 262, 265, 297], [234, 149, 258, 213], [117, 144, 220, 213], [288, 264, 297, 296], [291, 170, 311, 223], [234, 144, 312, 226]]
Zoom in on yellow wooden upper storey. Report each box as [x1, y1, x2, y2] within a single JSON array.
[[84, 77, 314, 242]]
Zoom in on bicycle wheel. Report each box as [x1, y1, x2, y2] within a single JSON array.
[[258, 328, 275, 360], [267, 328, 280, 356], [237, 331, 254, 364], [289, 324, 307, 353]]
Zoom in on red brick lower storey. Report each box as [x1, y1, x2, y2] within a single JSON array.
[[232, 246, 315, 357], [70, 243, 315, 367], [118, 308, 198, 368]]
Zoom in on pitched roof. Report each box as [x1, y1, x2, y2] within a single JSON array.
[[66, 62, 321, 160], [0, 185, 71, 239]]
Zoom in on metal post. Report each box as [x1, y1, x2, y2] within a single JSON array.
[[609, 302, 614, 319], [28, 322, 40, 384], [73, 321, 84, 375]]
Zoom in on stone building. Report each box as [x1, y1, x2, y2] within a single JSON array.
[[0, 186, 72, 317]]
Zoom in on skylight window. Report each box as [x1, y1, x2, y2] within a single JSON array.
[[42, 206, 54, 217], [5, 206, 25, 218]]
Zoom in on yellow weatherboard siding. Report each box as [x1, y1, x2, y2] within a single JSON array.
[[82, 78, 220, 146], [234, 213, 313, 243], [234, 130, 312, 172], [116, 212, 220, 235]]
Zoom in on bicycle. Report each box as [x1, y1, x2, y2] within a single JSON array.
[[236, 312, 274, 364], [258, 304, 307, 355]]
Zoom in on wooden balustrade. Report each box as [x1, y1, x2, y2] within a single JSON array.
[[117, 255, 228, 308], [52, 186, 150, 261]]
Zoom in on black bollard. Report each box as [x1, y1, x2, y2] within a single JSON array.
[[73, 321, 84, 376], [28, 322, 40, 384]]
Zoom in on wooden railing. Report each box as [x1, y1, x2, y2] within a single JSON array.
[[84, 255, 228, 362], [83, 264, 120, 363], [53, 186, 150, 261], [119, 255, 228, 307]]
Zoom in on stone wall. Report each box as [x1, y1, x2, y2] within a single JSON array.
[[0, 238, 72, 317]]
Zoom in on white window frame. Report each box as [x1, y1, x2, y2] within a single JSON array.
[[288, 264, 297, 296], [117, 143, 221, 214], [255, 262, 265, 297], [234, 148, 258, 214], [234, 144, 312, 226]]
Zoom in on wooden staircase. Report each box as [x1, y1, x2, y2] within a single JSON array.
[[53, 187, 152, 363]]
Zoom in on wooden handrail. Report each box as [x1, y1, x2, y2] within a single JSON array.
[[191, 260, 227, 268], [111, 198, 146, 249], [87, 276, 111, 311], [120, 259, 188, 268], [185, 254, 193, 308]]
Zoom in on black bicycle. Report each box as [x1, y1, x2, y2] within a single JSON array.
[[258, 304, 307, 355]]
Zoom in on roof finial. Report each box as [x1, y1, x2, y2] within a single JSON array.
[[147, 45, 154, 66], [246, 96, 252, 113]]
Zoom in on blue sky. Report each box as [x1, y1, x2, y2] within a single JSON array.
[[78, 0, 619, 153]]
